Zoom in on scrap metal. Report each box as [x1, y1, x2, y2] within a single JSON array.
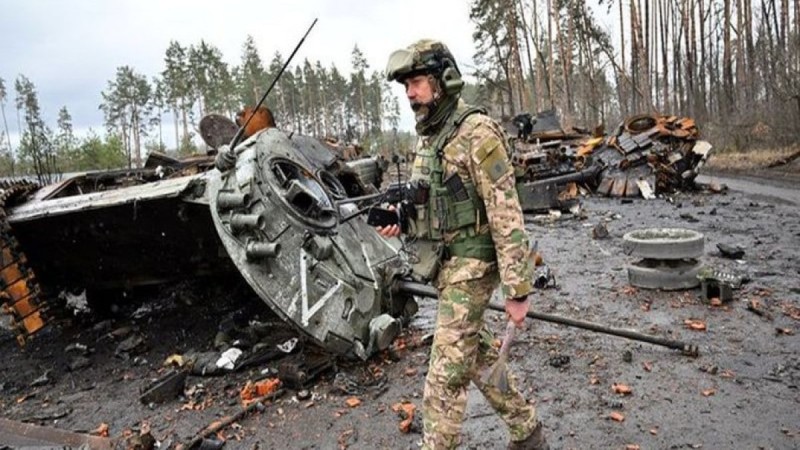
[[0, 181, 46, 345], [1, 117, 411, 360], [507, 111, 713, 212]]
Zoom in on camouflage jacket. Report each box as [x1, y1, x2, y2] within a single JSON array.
[[412, 100, 534, 299]]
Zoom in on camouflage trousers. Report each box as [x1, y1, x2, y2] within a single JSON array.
[[422, 259, 537, 450]]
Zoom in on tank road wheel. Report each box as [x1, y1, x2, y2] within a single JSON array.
[[627, 259, 703, 290], [622, 228, 704, 260]]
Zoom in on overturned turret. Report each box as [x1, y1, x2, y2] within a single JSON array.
[[1, 115, 413, 360]]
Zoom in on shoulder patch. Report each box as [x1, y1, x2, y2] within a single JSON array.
[[480, 148, 509, 183], [471, 124, 511, 183]]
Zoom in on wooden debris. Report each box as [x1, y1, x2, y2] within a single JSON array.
[[612, 383, 633, 395], [345, 397, 362, 408], [179, 389, 284, 450], [746, 299, 773, 320], [608, 411, 625, 422], [391, 402, 417, 433], [684, 319, 707, 331], [90, 422, 109, 437]]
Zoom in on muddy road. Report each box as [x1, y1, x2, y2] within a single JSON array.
[[1, 172, 798, 450]]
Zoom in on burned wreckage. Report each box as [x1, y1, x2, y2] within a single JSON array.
[[0, 108, 712, 360], [508, 110, 713, 212], [0, 113, 419, 360]]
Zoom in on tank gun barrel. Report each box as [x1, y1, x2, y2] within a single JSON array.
[[392, 279, 698, 356]]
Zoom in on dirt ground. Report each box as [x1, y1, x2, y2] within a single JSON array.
[[1, 168, 798, 450]]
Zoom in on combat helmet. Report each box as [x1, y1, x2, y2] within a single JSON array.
[[385, 39, 464, 96]]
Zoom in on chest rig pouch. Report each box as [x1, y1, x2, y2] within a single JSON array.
[[407, 105, 497, 282]]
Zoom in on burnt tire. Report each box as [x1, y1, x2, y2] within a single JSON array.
[[622, 228, 704, 259], [627, 258, 703, 290]]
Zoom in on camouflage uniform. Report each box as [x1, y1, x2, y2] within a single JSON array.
[[416, 102, 538, 449], [387, 39, 540, 450]]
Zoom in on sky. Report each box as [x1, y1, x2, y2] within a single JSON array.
[[0, 0, 617, 146], [0, 0, 476, 144]]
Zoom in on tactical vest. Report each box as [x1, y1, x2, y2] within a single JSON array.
[[410, 105, 497, 263]]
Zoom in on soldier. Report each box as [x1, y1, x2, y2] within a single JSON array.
[[379, 39, 549, 450]]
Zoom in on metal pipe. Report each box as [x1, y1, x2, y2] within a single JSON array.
[[217, 192, 251, 209], [393, 279, 698, 356], [521, 165, 603, 188], [246, 241, 280, 260], [230, 214, 264, 232]]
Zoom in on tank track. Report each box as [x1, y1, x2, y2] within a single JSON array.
[[0, 180, 45, 346]]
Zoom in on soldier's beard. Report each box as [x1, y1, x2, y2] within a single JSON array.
[[412, 94, 458, 136], [411, 102, 432, 123]]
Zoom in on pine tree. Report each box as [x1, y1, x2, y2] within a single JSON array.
[[100, 66, 153, 167], [0, 77, 15, 175], [15, 75, 58, 183]]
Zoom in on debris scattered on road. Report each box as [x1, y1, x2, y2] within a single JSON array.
[[608, 411, 625, 422], [717, 243, 745, 259], [624, 228, 705, 290], [684, 319, 707, 331], [548, 354, 571, 368], [240, 377, 280, 405], [592, 222, 609, 239], [215, 347, 243, 370], [391, 401, 418, 433], [612, 383, 632, 395], [746, 299, 773, 320], [0, 417, 113, 449], [139, 370, 188, 405]]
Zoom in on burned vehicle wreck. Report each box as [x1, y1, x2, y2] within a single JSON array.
[[508, 110, 714, 212], [0, 116, 416, 360]]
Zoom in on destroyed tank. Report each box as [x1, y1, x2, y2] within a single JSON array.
[[0, 114, 416, 360], [506, 110, 713, 212]]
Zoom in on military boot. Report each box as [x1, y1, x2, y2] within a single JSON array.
[[508, 422, 550, 450]]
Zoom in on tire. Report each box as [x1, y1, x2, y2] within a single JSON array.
[[627, 258, 703, 290], [622, 228, 704, 259]]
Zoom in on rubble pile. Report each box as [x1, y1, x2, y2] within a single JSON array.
[[508, 111, 713, 212]]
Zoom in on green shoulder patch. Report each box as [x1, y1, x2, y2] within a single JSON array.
[[476, 142, 509, 183]]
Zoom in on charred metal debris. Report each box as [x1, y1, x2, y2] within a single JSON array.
[[507, 110, 713, 212], [0, 109, 416, 360], [0, 108, 715, 359]]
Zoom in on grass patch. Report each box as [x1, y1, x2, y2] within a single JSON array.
[[705, 145, 800, 172]]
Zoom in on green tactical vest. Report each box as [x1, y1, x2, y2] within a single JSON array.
[[410, 104, 497, 263]]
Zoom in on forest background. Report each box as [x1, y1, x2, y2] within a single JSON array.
[[1, 0, 798, 183]]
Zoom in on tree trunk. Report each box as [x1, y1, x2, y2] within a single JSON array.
[[505, 0, 528, 113], [630, 0, 640, 113], [660, 0, 670, 112], [554, 2, 571, 120], [698, 0, 708, 120], [736, 0, 746, 113], [746, 0, 756, 105], [173, 108, 180, 151], [673, 3, 684, 113], [132, 109, 141, 168], [181, 99, 189, 153], [547, 0, 555, 109], [0, 103, 14, 175], [619, 0, 627, 116], [518, 0, 538, 112], [723, 0, 734, 114]]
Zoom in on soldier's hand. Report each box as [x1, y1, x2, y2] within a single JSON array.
[[505, 295, 531, 328], [375, 205, 401, 237], [376, 223, 401, 237]]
